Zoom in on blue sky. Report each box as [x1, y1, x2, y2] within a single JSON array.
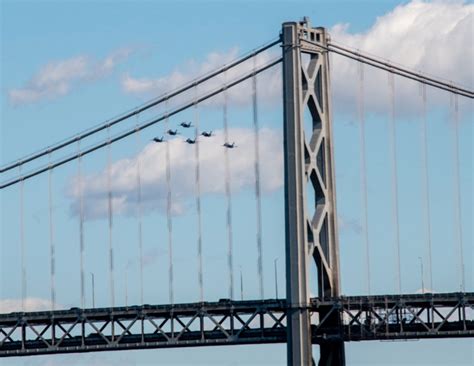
[[1, 0, 473, 365]]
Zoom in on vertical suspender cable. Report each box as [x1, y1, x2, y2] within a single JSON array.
[[223, 72, 234, 300], [194, 86, 204, 302], [419, 83, 433, 290], [357, 62, 371, 295], [451, 94, 465, 292], [388, 72, 401, 293], [48, 154, 56, 310], [135, 120, 144, 304], [19, 165, 26, 311], [165, 98, 174, 304], [252, 56, 264, 299], [106, 127, 115, 308], [77, 141, 85, 308]]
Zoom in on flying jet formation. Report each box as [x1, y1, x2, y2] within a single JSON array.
[[201, 131, 213, 137], [152, 136, 165, 143], [223, 142, 236, 149], [180, 122, 192, 128], [167, 129, 178, 136]]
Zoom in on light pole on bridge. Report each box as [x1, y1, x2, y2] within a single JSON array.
[[274, 258, 279, 299], [90, 272, 95, 308], [418, 257, 425, 294]]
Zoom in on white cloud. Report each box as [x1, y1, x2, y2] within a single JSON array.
[[0, 297, 58, 313], [329, 0, 473, 113], [68, 127, 283, 219], [100, 48, 133, 73], [8, 48, 134, 105], [122, 73, 157, 94], [119, 1, 472, 115], [121, 47, 281, 107], [415, 287, 437, 294]]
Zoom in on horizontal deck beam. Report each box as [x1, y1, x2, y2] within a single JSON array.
[[0, 292, 472, 357]]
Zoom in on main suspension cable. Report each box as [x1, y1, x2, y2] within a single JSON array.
[[0, 58, 282, 190], [329, 41, 472, 92], [326, 42, 474, 98], [0, 38, 281, 174]]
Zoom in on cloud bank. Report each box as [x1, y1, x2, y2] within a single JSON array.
[[20, 1, 469, 220], [119, 1, 471, 114], [10, 2, 470, 113], [8, 48, 133, 105], [329, 0, 473, 113], [68, 127, 283, 219], [121, 47, 282, 107], [0, 297, 57, 313]]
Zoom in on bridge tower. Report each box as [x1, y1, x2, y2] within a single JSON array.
[[282, 19, 345, 365]]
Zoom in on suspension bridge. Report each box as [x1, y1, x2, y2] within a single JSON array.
[[1, 18, 473, 365]]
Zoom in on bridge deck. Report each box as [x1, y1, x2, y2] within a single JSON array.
[[0, 292, 472, 357]]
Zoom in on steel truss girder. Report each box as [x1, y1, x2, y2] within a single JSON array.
[[0, 300, 288, 357], [1, 293, 472, 358], [312, 292, 474, 341]]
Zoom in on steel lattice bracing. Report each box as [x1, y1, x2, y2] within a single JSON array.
[[0, 300, 288, 357], [0, 293, 472, 357], [282, 18, 343, 365], [313, 292, 474, 342]]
